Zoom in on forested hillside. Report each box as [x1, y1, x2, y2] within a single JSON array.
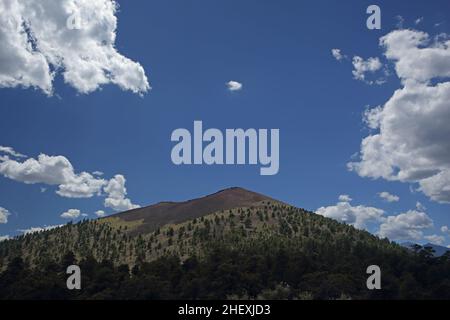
[[0, 189, 449, 300]]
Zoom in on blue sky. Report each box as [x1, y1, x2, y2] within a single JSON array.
[[0, 0, 449, 246]]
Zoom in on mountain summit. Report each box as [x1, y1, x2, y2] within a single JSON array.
[[108, 187, 277, 235]]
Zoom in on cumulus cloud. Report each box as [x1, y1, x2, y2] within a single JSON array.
[[349, 29, 450, 203], [0, 235, 10, 242], [378, 210, 433, 241], [378, 191, 400, 203], [104, 174, 139, 212], [331, 49, 345, 61], [0, 146, 139, 214], [352, 56, 383, 84], [0, 0, 149, 95], [95, 210, 106, 217], [60, 209, 81, 219], [424, 234, 445, 245], [0, 146, 26, 158], [226, 80, 243, 91], [317, 196, 385, 230], [18, 224, 62, 235], [0, 153, 106, 198], [380, 29, 450, 84], [0, 207, 10, 224]]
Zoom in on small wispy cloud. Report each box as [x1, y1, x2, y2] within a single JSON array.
[[226, 80, 243, 92], [378, 191, 400, 203], [331, 49, 346, 61], [18, 224, 62, 235]]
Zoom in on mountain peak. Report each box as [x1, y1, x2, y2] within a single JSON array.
[[109, 187, 278, 235]]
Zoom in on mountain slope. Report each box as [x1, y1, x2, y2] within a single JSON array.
[[0, 187, 387, 268]]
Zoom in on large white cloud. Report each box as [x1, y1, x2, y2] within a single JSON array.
[[0, 0, 149, 95], [0, 207, 10, 224], [0, 146, 139, 214], [0, 153, 106, 198], [349, 29, 450, 203], [317, 196, 385, 230], [378, 210, 433, 241], [380, 29, 450, 84], [104, 174, 139, 211]]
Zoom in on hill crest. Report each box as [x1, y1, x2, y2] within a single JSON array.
[[107, 187, 278, 235]]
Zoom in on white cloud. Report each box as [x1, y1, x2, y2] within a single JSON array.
[[0, 153, 106, 198], [0, 147, 139, 213], [18, 224, 62, 235], [0, 235, 10, 242], [92, 171, 104, 176], [378, 191, 400, 203], [317, 196, 385, 230], [0, 207, 10, 224], [226, 80, 243, 91], [60, 208, 81, 219], [95, 210, 106, 217], [331, 49, 345, 61], [352, 56, 383, 83], [378, 210, 433, 241], [380, 29, 450, 84], [349, 29, 450, 203], [416, 202, 426, 211], [0, 0, 149, 95], [104, 174, 140, 212], [0, 146, 26, 158], [338, 194, 352, 202], [424, 234, 445, 245], [441, 225, 450, 235]]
